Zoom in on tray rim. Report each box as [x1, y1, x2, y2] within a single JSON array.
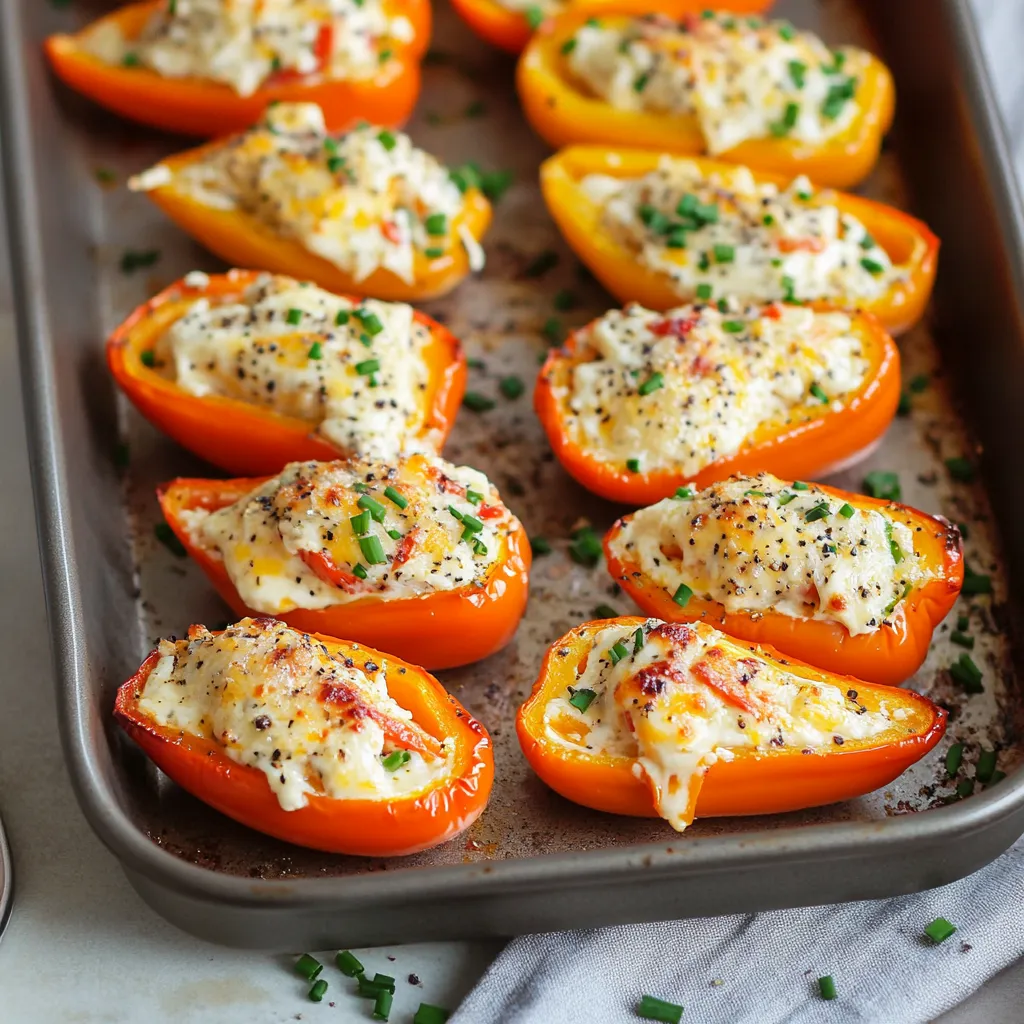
[[3, 0, 1024, 917]]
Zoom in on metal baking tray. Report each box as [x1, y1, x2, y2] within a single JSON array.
[[3, 0, 1024, 949]]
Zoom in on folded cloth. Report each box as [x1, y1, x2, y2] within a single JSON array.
[[450, 838, 1024, 1024]]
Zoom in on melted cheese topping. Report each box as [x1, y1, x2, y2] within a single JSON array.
[[559, 302, 867, 475], [544, 618, 898, 830], [185, 454, 517, 613], [580, 158, 899, 305], [129, 103, 480, 285], [86, 0, 414, 96], [608, 474, 925, 635], [152, 273, 431, 460], [137, 618, 450, 811], [566, 12, 870, 154]]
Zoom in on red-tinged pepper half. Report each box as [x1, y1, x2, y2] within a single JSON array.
[[44, 0, 430, 136], [517, 616, 946, 828], [115, 619, 492, 856], [106, 270, 467, 477], [604, 479, 964, 686]]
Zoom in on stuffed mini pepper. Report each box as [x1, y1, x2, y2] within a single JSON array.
[[535, 301, 900, 504], [129, 102, 491, 302], [116, 617, 492, 855], [521, 8, 892, 188], [541, 147, 937, 333], [108, 270, 466, 476], [604, 473, 964, 685], [518, 616, 946, 831], [45, 0, 430, 136], [158, 453, 531, 669]]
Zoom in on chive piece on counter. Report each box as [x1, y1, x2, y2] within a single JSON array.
[[359, 535, 387, 565], [463, 392, 495, 413], [945, 456, 975, 482], [961, 563, 992, 596], [382, 750, 411, 771], [608, 641, 630, 665], [569, 688, 596, 713], [352, 563, 368, 580], [638, 372, 664, 396], [295, 954, 323, 981], [140, 349, 157, 368], [809, 382, 828, 403], [924, 917, 957, 944], [525, 250, 559, 277], [286, 307, 302, 325], [862, 470, 901, 501], [945, 742, 963, 777], [976, 748, 998, 784], [424, 212, 448, 236], [335, 948, 365, 976], [838, 503, 855, 519], [530, 536, 552, 556], [791, 481, 809, 490], [154, 522, 186, 557], [358, 976, 385, 998], [372, 974, 397, 993], [671, 583, 693, 607], [818, 976, 838, 1001], [593, 604, 619, 619], [949, 652, 983, 693], [120, 248, 160, 273], [309, 979, 328, 1002], [307, 341, 323, 360], [637, 994, 684, 1024], [358, 495, 388, 523], [500, 375, 525, 400], [909, 373, 930, 393], [569, 526, 602, 567], [350, 510, 371, 535], [383, 485, 407, 509], [897, 391, 912, 416], [466, 489, 484, 505], [950, 631, 974, 649], [413, 1005, 451, 1024], [633, 627, 645, 653], [957, 614, 970, 631], [373, 988, 393, 1021]]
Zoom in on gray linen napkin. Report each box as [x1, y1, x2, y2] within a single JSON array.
[[451, 2, 1024, 1021]]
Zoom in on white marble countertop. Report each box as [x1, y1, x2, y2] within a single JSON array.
[[1, 1, 1023, 1021]]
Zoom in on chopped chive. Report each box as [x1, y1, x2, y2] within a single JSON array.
[[884, 521, 904, 565], [778, 492, 796, 505], [633, 72, 650, 93], [413, 1005, 451, 1024], [949, 652, 983, 693], [671, 583, 693, 607], [377, 130, 397, 151], [384, 485, 407, 509], [480, 168, 514, 202], [372, 970, 397, 988], [962, 563, 992, 596], [154, 522, 186, 557], [307, 341, 323, 360], [353, 482, 370, 493], [466, 489, 484, 505], [976, 748, 998, 784], [713, 243, 735, 263], [608, 641, 630, 665], [924, 917, 957, 944], [637, 994, 684, 1024], [945, 742, 963, 777], [859, 232, 876, 250], [862, 470, 901, 501], [791, 481, 809, 490], [382, 750, 411, 771], [883, 581, 912, 617], [987, 770, 1007, 787], [638, 372, 664, 396], [957, 776, 975, 798], [897, 391, 912, 416], [695, 283, 713, 300], [721, 320, 745, 333], [350, 510, 371, 535], [789, 59, 807, 88], [763, 213, 775, 226], [448, 505, 464, 523], [674, 486, 693, 499], [460, 513, 484, 535], [354, 309, 384, 335], [561, 37, 577, 55], [525, 250, 558, 277], [626, 458, 641, 473], [285, 306, 303, 326], [500, 375, 525, 400], [592, 604, 619, 619], [744, 489, 765, 497], [358, 976, 385, 998], [945, 456, 975, 482], [524, 4, 543, 29], [769, 100, 800, 136], [554, 288, 577, 311], [335, 309, 351, 326], [530, 536, 552, 556], [295, 954, 323, 981], [309, 979, 328, 1002], [471, 537, 488, 556], [638, 204, 670, 233], [569, 526, 602, 567], [569, 688, 596, 714], [958, 521, 970, 539], [957, 614, 970, 631], [140, 349, 157, 368], [909, 373, 929, 393], [818, 976, 837, 1001], [463, 392, 495, 413], [809, 382, 829, 403], [387, 529, 402, 541], [359, 535, 387, 565], [838, 503, 855, 518], [543, 317, 565, 345], [355, 358, 380, 376], [120, 248, 160, 273], [424, 247, 445, 259], [804, 501, 830, 523], [778, 21, 796, 40], [822, 542, 836, 554], [352, 563, 368, 580], [951, 631, 974, 649], [633, 627, 645, 653], [373, 988, 393, 1021], [122, 52, 140, 67], [861, 257, 885, 275], [424, 212, 448, 235], [358, 495, 387, 522]]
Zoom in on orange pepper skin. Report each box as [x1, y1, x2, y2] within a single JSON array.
[[535, 304, 900, 505], [44, 0, 430, 137], [107, 270, 467, 477], [139, 142, 492, 303], [517, 617, 947, 820], [519, 8, 893, 189], [115, 635, 493, 856], [157, 477, 532, 671], [451, 0, 773, 55], [541, 147, 938, 335], [605, 488, 964, 686]]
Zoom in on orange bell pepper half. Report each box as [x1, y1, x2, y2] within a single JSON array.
[[517, 617, 946, 825], [115, 627, 493, 856], [44, 0, 430, 137], [157, 476, 532, 671], [519, 7, 892, 189], [107, 270, 467, 477], [541, 147, 938, 335], [450, 0, 773, 55], [535, 303, 901, 505], [604, 485, 964, 686], [134, 136, 492, 304]]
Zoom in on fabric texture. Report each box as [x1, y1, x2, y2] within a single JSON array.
[[452, 1, 1024, 1020]]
